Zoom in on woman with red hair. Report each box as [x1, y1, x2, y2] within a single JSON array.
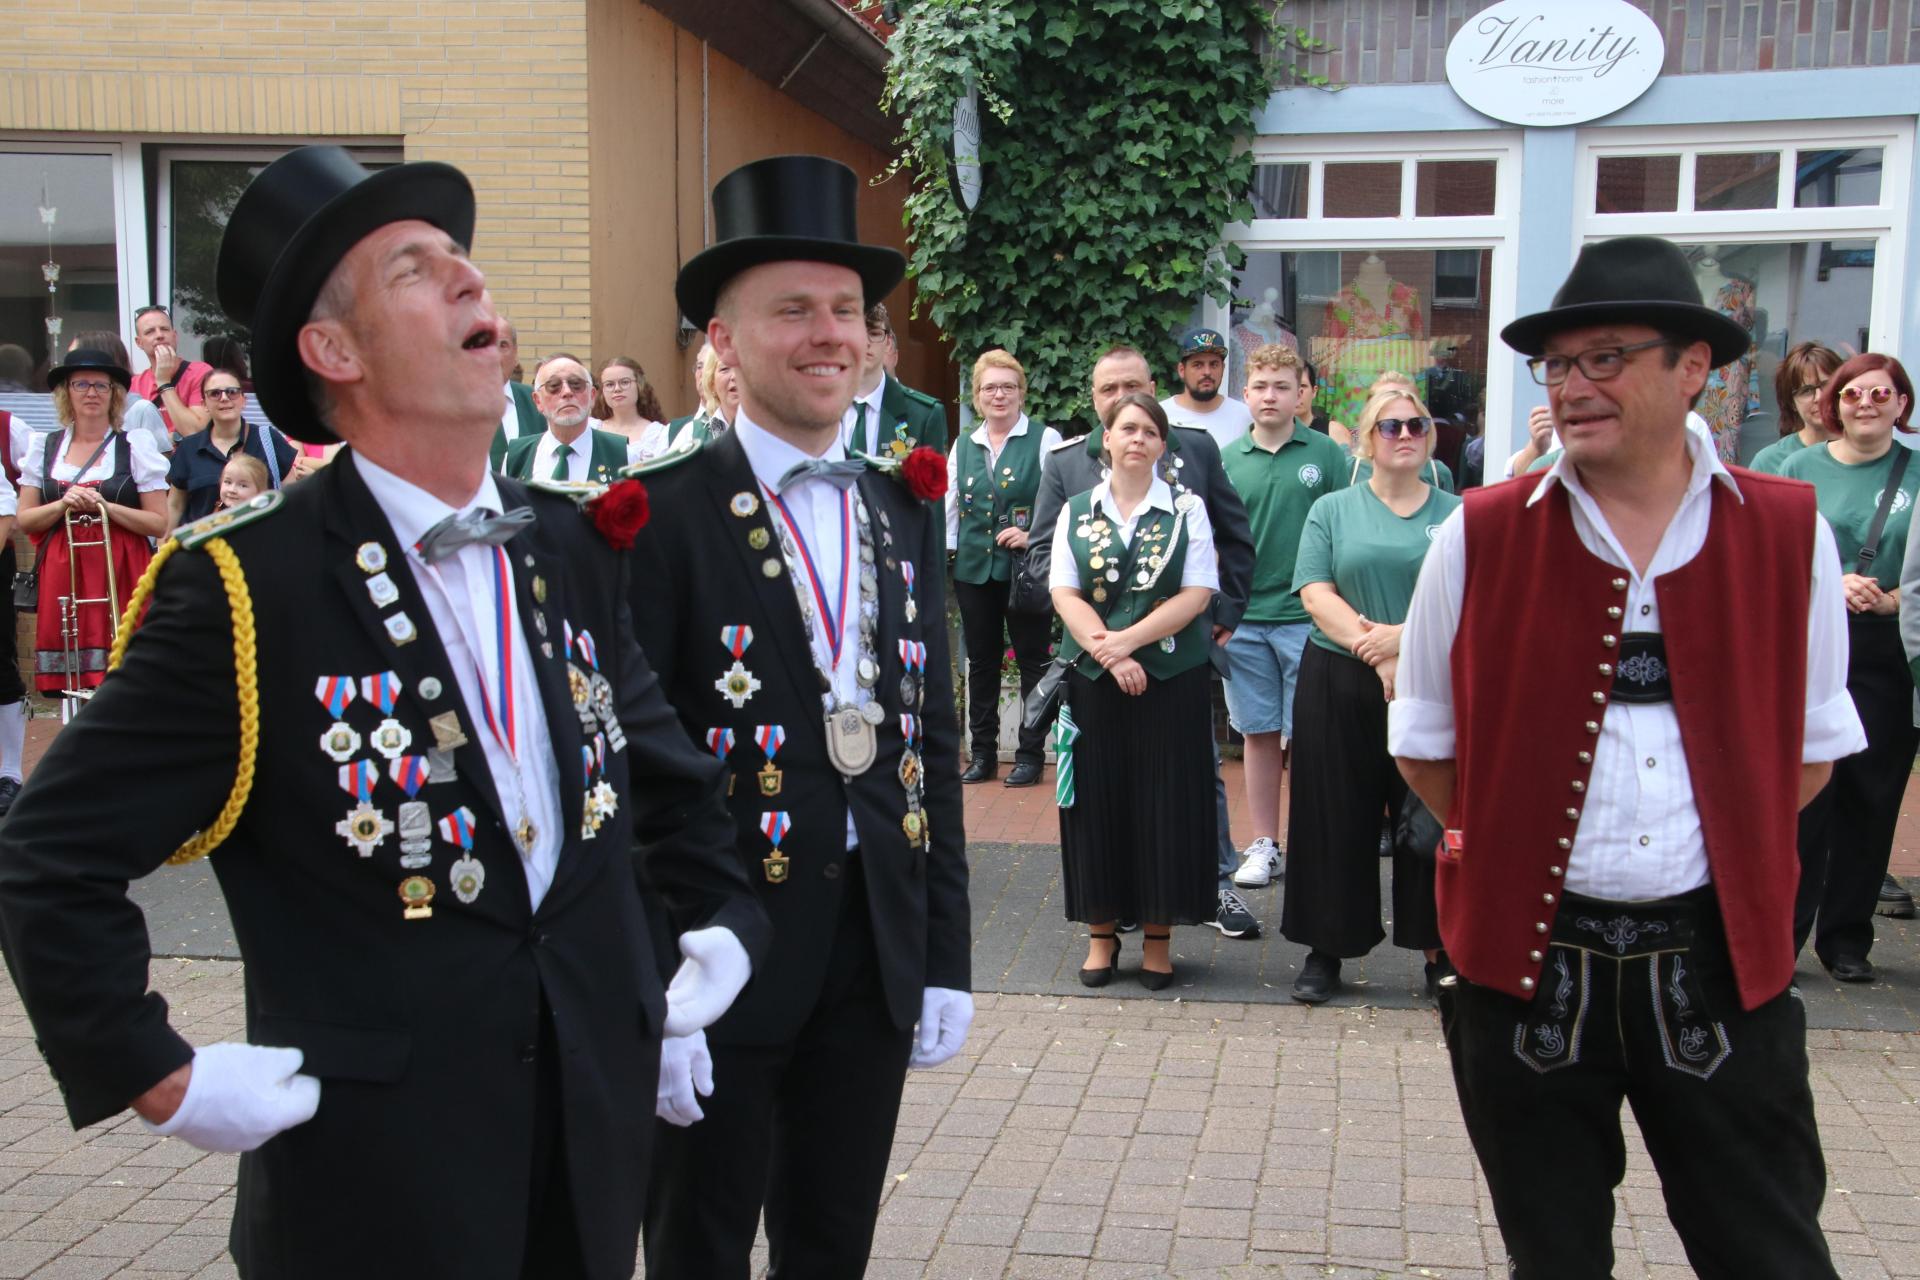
[[1780, 352, 1916, 983]]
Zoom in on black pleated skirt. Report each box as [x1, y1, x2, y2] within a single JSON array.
[[1057, 663, 1217, 925]]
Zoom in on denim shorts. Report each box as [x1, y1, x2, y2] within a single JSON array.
[[1222, 621, 1313, 736]]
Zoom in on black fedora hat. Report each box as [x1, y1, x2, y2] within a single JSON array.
[[215, 146, 475, 444], [675, 155, 906, 330], [1500, 236, 1751, 368], [46, 348, 131, 392]]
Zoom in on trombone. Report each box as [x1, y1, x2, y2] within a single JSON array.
[[56, 500, 120, 719]]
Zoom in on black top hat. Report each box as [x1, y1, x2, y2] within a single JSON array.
[[675, 156, 906, 330], [1501, 236, 1750, 368], [46, 347, 132, 392], [215, 146, 476, 444]]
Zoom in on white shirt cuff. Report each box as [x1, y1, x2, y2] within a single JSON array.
[[1387, 697, 1456, 760], [1803, 691, 1868, 763]]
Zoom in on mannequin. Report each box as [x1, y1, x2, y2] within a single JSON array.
[[1693, 253, 1761, 462], [1352, 254, 1394, 308]]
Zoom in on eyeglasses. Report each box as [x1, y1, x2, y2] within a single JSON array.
[[67, 380, 112, 395], [1526, 338, 1673, 386], [1840, 384, 1898, 407], [601, 377, 637, 392], [1375, 417, 1432, 439], [206, 386, 244, 400], [980, 383, 1021, 396], [539, 376, 593, 395]]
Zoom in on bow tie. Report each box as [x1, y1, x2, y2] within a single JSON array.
[[417, 506, 538, 563], [777, 457, 867, 493]]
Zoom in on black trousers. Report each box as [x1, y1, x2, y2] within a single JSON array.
[[954, 575, 1052, 765], [1280, 642, 1438, 956], [520, 999, 589, 1279], [1442, 890, 1835, 1280], [643, 863, 914, 1280], [0, 543, 23, 704], [1794, 614, 1918, 964]]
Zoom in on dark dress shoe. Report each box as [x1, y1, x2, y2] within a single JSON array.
[[1826, 956, 1875, 984], [1292, 951, 1341, 1004], [1878, 873, 1916, 919], [960, 757, 996, 784], [1424, 951, 1457, 999], [1138, 931, 1174, 991], [1004, 761, 1043, 788], [1080, 933, 1120, 988]]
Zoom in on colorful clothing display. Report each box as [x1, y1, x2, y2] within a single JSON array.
[[1697, 277, 1761, 462]]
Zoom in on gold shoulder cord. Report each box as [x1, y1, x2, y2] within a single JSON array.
[[109, 537, 260, 865]]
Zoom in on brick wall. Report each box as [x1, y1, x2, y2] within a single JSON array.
[[1275, 0, 1916, 86], [0, 0, 596, 360]]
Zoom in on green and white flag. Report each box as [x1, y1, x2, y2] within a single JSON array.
[[1052, 704, 1080, 808]]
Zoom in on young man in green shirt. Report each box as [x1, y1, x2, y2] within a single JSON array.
[[1220, 344, 1348, 888]]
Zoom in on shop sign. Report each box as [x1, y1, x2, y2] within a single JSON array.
[[1445, 0, 1665, 127], [949, 78, 983, 215]]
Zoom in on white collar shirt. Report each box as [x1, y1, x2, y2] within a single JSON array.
[[530, 427, 639, 483], [735, 411, 870, 850], [356, 453, 564, 907], [500, 383, 520, 442], [943, 414, 1064, 547], [1389, 423, 1864, 902], [1047, 475, 1220, 594], [841, 379, 889, 456]]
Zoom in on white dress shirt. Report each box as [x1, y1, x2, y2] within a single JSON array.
[[499, 384, 522, 443], [733, 410, 872, 850], [943, 414, 1065, 547], [528, 428, 644, 482], [356, 455, 565, 908], [841, 380, 888, 456], [1048, 475, 1220, 593], [1389, 425, 1866, 902]]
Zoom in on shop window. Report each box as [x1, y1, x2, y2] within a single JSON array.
[[1676, 241, 1874, 465], [1695, 152, 1779, 212], [0, 151, 120, 403], [1795, 147, 1883, 208], [1323, 163, 1401, 218], [1228, 248, 1494, 475], [1249, 163, 1307, 219], [1595, 155, 1680, 213], [1415, 160, 1496, 217]]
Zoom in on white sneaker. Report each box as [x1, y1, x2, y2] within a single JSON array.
[[1232, 837, 1282, 887]]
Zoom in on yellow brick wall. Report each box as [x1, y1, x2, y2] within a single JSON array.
[[0, 0, 595, 360]]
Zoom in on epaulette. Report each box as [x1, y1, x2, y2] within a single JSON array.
[[523, 477, 606, 503], [175, 490, 285, 550], [898, 384, 945, 411], [618, 434, 701, 479], [1048, 434, 1083, 452]]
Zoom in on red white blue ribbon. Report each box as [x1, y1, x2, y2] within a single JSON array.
[[762, 481, 853, 669], [897, 640, 926, 674], [901, 561, 916, 595], [437, 806, 476, 849], [389, 755, 429, 798], [314, 676, 356, 717], [754, 723, 785, 762], [593, 732, 607, 773], [469, 546, 519, 762], [337, 759, 378, 801], [899, 714, 920, 748], [580, 745, 596, 787], [722, 626, 753, 658], [574, 628, 599, 672], [704, 727, 736, 759], [360, 670, 401, 715], [759, 811, 791, 849]]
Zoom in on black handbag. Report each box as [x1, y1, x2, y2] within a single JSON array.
[[1021, 655, 1069, 731], [1395, 794, 1445, 865], [11, 566, 35, 612], [1007, 552, 1053, 616]]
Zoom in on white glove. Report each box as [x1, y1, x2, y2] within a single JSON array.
[[663, 926, 751, 1037], [910, 987, 974, 1069], [144, 1043, 321, 1153], [655, 1030, 715, 1127]]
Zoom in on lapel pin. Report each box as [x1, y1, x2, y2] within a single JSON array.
[[533, 575, 547, 604], [761, 558, 783, 579], [731, 491, 760, 518], [748, 527, 770, 550], [449, 854, 485, 905], [715, 663, 761, 708], [429, 710, 469, 752], [418, 676, 443, 702], [356, 542, 388, 574], [398, 875, 435, 920], [384, 613, 418, 646], [366, 573, 400, 609], [319, 722, 362, 763]]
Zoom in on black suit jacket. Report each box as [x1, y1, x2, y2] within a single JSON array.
[[0, 451, 767, 1280], [1026, 424, 1255, 634], [628, 431, 969, 1047]]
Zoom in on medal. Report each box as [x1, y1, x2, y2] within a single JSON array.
[[584, 779, 618, 839], [366, 572, 400, 609], [418, 676, 443, 702], [754, 724, 786, 797], [573, 628, 599, 671], [856, 656, 879, 688], [730, 491, 760, 518], [513, 816, 537, 856], [721, 625, 753, 659], [336, 802, 393, 857], [759, 811, 791, 883], [360, 670, 401, 715], [389, 754, 430, 797], [437, 806, 477, 849], [532, 575, 547, 604], [704, 727, 736, 760], [398, 800, 432, 867], [899, 674, 919, 705], [748, 527, 770, 550], [716, 661, 761, 708], [1093, 586, 1108, 603], [355, 542, 388, 574], [385, 612, 418, 646], [319, 722, 361, 762], [338, 758, 379, 801], [426, 747, 458, 784], [900, 714, 921, 749], [762, 558, 783, 579], [449, 854, 485, 904], [902, 808, 926, 850], [398, 875, 435, 920], [314, 675, 357, 718], [534, 611, 548, 638], [371, 718, 413, 760], [429, 711, 468, 751], [825, 705, 878, 776], [859, 699, 886, 726], [898, 749, 921, 790], [569, 663, 593, 720]]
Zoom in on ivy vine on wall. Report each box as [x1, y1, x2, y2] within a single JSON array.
[[883, 0, 1326, 429]]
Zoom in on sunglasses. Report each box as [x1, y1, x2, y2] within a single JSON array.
[[1376, 417, 1433, 439], [540, 376, 593, 395], [1840, 385, 1899, 406]]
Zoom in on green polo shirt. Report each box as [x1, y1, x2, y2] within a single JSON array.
[[1221, 425, 1349, 624], [1747, 433, 1809, 476], [1292, 483, 1462, 654], [1350, 456, 1457, 492], [1778, 442, 1920, 590]]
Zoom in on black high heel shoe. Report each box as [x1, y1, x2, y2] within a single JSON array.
[[1139, 931, 1175, 991], [1080, 931, 1121, 987]]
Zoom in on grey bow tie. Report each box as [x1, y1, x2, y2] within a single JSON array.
[[777, 457, 867, 493], [417, 506, 538, 563]]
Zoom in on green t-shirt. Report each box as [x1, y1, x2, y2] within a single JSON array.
[[1777, 442, 1920, 590], [1747, 433, 1810, 476], [1527, 447, 1561, 474], [1221, 426, 1350, 624], [1292, 483, 1462, 654], [1349, 455, 1456, 492]]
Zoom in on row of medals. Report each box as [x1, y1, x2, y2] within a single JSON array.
[[1076, 514, 1173, 605], [728, 488, 928, 883]]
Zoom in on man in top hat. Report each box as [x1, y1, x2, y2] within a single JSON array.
[[1159, 326, 1254, 451], [631, 154, 971, 1279], [1389, 234, 1864, 1278], [0, 145, 769, 1280]]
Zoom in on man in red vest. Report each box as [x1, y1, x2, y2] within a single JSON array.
[[1390, 235, 1865, 1279]]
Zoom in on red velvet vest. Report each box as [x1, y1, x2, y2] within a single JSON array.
[[1447, 469, 1814, 1010]]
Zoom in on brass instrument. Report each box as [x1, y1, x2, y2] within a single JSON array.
[[57, 500, 120, 718]]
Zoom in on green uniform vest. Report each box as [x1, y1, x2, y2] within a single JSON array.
[[1057, 491, 1210, 682], [953, 425, 1047, 584]]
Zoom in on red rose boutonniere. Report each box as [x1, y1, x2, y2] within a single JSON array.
[[899, 446, 947, 502], [586, 478, 650, 550]]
